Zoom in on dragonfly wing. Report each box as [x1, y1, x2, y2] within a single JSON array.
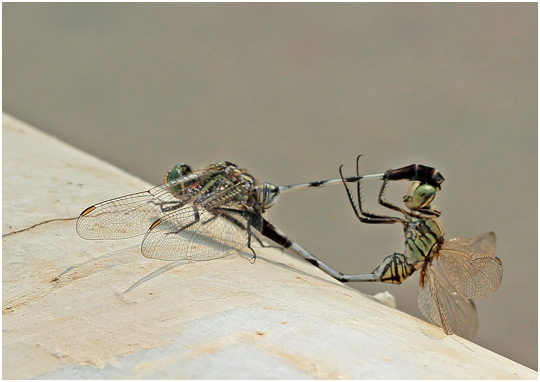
[[418, 264, 478, 338], [437, 233, 502, 299], [141, 207, 255, 261], [141, 182, 261, 261], [447, 232, 496, 256], [76, 190, 171, 239], [76, 169, 217, 240]]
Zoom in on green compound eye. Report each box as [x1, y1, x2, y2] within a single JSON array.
[[404, 181, 436, 210], [164, 163, 192, 183]]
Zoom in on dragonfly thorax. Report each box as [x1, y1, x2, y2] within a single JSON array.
[[404, 215, 444, 266]]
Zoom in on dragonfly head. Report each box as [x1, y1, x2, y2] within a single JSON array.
[[164, 163, 193, 183], [403, 181, 437, 211], [256, 183, 281, 211]]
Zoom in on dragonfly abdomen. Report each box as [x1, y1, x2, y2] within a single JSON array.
[[375, 253, 416, 284]]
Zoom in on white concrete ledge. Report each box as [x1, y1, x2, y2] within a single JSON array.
[[2, 113, 536, 379]]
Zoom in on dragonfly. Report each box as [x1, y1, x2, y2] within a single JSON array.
[[287, 156, 502, 338], [77, 160, 444, 263]]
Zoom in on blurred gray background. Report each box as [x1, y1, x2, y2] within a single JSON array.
[[3, 3, 537, 370]]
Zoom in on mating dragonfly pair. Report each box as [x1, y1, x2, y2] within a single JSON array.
[[77, 158, 502, 338]]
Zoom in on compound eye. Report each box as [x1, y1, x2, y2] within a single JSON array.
[[257, 183, 280, 210], [404, 181, 436, 210], [412, 184, 436, 208], [403, 181, 420, 203], [164, 163, 192, 183]]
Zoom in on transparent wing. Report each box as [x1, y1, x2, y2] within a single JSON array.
[[446, 232, 496, 256], [141, 183, 262, 261], [76, 169, 218, 240], [418, 264, 478, 338], [437, 232, 502, 299]]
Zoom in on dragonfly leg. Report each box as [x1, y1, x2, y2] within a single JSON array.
[[377, 177, 408, 215], [162, 206, 201, 235], [175, 205, 240, 232], [249, 231, 287, 254], [245, 212, 257, 262], [212, 207, 260, 261], [354, 155, 386, 220], [339, 164, 403, 224], [158, 199, 190, 214]]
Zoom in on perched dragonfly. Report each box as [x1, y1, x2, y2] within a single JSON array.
[[77, 160, 444, 263], [284, 156, 502, 337]]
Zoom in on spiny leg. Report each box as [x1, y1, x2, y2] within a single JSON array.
[[244, 206, 257, 262], [355, 155, 383, 219], [158, 199, 191, 214], [211, 207, 259, 261], [377, 177, 408, 215], [159, 206, 202, 236], [354, 155, 398, 220], [211, 206, 284, 257], [339, 164, 402, 224]]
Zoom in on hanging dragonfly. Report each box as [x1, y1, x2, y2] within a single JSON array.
[[77, 160, 444, 262], [319, 156, 502, 338]]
